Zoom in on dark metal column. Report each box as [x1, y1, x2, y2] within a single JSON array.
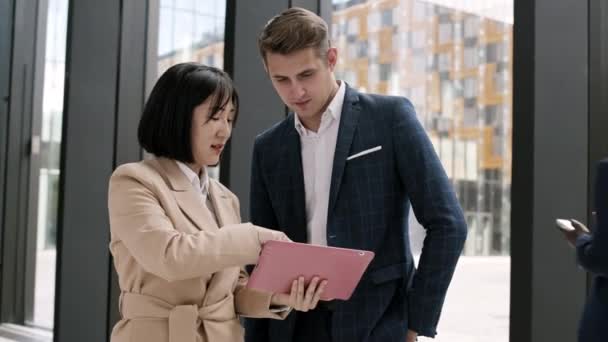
[[54, 1, 120, 341], [511, 0, 590, 340], [228, 0, 290, 219]]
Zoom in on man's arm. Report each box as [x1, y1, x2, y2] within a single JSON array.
[[391, 98, 468, 338], [576, 160, 608, 277], [244, 139, 279, 342]]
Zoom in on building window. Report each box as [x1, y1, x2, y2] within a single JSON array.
[[381, 8, 393, 27], [439, 22, 452, 44]]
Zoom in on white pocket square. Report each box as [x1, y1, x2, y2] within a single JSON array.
[[347, 146, 382, 161]]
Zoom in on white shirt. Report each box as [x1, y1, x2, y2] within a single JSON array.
[[294, 80, 346, 246], [176, 161, 210, 208]]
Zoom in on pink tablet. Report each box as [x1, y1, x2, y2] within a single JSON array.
[[246, 240, 375, 300]]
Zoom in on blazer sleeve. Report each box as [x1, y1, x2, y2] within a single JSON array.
[[576, 159, 608, 277], [108, 166, 264, 282], [391, 97, 468, 337]]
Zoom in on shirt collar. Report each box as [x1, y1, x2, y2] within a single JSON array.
[[176, 161, 209, 196], [294, 80, 346, 136]]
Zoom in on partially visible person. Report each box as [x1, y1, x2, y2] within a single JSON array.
[[246, 7, 467, 342], [559, 159, 608, 342], [108, 63, 326, 342]]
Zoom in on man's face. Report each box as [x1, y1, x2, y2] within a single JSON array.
[[265, 47, 337, 124]]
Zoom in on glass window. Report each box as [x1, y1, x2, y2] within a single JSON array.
[[28, 0, 69, 332], [439, 22, 452, 44], [464, 77, 477, 98], [367, 10, 380, 32], [381, 8, 393, 27], [464, 46, 478, 69], [379, 64, 392, 82], [438, 52, 451, 71], [156, 0, 226, 179], [332, 1, 512, 341], [464, 16, 480, 38], [347, 16, 359, 36], [411, 30, 426, 49], [464, 106, 479, 126]]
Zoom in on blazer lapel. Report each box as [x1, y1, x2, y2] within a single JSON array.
[[155, 158, 217, 231], [279, 116, 308, 243], [328, 85, 361, 215]]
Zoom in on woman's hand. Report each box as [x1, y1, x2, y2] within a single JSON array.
[[256, 227, 292, 244], [270, 276, 327, 312]]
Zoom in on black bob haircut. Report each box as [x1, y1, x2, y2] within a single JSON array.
[[138, 62, 239, 163]]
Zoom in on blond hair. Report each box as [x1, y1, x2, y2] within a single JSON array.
[[258, 7, 331, 64]]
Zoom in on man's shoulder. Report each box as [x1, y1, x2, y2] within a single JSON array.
[[357, 91, 413, 111], [349, 90, 416, 126], [254, 115, 293, 146]]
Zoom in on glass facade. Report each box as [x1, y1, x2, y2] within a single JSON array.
[[331, 0, 512, 341], [156, 0, 227, 179], [27, 0, 69, 331]]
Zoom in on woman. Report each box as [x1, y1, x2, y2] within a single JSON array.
[[108, 63, 326, 342]]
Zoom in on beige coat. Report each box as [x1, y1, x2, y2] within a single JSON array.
[[108, 158, 287, 342]]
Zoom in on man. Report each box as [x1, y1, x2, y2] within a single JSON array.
[[560, 159, 608, 342], [246, 7, 467, 342]]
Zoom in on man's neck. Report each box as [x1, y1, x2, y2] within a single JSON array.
[[298, 81, 340, 133]]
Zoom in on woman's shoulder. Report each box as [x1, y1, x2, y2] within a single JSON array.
[[112, 159, 161, 180], [109, 159, 170, 193]]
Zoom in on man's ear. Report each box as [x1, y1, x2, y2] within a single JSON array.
[[326, 47, 338, 71]]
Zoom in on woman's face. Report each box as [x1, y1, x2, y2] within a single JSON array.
[[190, 95, 235, 169]]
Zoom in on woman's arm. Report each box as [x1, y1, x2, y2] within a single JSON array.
[[108, 166, 281, 282]]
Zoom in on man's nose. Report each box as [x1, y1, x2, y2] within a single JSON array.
[[291, 82, 306, 98]]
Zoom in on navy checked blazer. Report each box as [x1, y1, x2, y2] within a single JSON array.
[[577, 159, 608, 342], [245, 85, 467, 341]]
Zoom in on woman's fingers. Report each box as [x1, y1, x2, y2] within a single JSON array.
[[302, 277, 320, 309], [289, 279, 298, 307], [309, 280, 327, 309], [296, 276, 305, 309], [286, 277, 328, 311]]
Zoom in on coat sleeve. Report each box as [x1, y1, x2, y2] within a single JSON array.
[[225, 189, 291, 319], [108, 165, 264, 282], [391, 97, 468, 337]]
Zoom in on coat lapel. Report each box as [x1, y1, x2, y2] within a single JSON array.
[[328, 86, 361, 215], [155, 158, 217, 231], [207, 181, 235, 227], [204, 179, 242, 306], [280, 116, 308, 243]]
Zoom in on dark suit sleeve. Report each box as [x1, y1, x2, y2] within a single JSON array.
[[576, 160, 608, 277], [249, 138, 279, 230], [391, 98, 468, 337], [244, 138, 277, 342]]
